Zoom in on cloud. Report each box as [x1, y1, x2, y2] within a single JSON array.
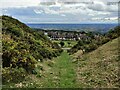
[[61, 14, 66, 16], [2, 7, 36, 16], [91, 17, 118, 21], [1, 0, 119, 23], [34, 0, 118, 16], [34, 3, 89, 16], [88, 0, 118, 12], [0, 0, 40, 8]]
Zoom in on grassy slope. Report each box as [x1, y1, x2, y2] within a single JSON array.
[[76, 37, 119, 88], [2, 15, 57, 51], [2, 16, 63, 87], [2, 15, 62, 69]]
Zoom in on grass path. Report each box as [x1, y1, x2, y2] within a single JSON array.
[[3, 51, 78, 88], [3, 38, 119, 88], [39, 51, 77, 88]]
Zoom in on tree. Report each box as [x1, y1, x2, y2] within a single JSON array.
[[68, 42, 71, 47], [59, 41, 65, 47]]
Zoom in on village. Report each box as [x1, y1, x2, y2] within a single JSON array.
[[42, 30, 101, 41]]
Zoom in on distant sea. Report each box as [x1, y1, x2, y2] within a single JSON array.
[[27, 23, 118, 33]]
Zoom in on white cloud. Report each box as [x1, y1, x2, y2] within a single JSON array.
[[88, 0, 118, 12], [108, 17, 118, 20], [34, 3, 89, 15], [34, 9, 43, 14], [61, 14, 66, 16], [0, 0, 40, 8], [1, 0, 119, 23], [91, 17, 118, 21], [34, 0, 118, 15], [88, 1, 106, 11]]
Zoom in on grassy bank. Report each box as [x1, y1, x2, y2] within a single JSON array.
[[76, 37, 119, 88]]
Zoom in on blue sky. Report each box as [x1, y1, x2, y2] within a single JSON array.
[[0, 0, 119, 24]]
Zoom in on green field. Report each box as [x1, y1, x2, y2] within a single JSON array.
[[52, 40, 78, 48]]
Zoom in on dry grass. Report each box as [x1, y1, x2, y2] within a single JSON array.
[[76, 37, 119, 88]]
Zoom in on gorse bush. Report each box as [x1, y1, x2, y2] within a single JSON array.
[[2, 67, 27, 84], [2, 15, 62, 73]]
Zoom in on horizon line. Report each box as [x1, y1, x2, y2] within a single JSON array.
[[27, 23, 118, 24]]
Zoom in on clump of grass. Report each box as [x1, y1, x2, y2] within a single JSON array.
[[36, 74, 42, 78], [47, 60, 54, 67]]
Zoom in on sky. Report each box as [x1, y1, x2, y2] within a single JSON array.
[[0, 0, 119, 24]]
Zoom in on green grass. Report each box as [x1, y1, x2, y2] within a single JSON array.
[[52, 40, 77, 48], [39, 51, 77, 88]]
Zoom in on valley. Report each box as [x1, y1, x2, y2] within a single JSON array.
[[1, 16, 119, 88]]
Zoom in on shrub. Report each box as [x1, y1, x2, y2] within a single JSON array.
[[2, 15, 63, 74], [85, 43, 98, 52], [2, 67, 27, 84], [59, 41, 65, 47]]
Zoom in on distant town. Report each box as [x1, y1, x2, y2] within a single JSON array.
[[41, 30, 102, 41]]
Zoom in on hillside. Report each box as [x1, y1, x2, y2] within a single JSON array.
[[1, 15, 119, 88], [75, 37, 119, 88], [2, 15, 62, 84], [3, 37, 119, 88], [68, 26, 119, 54]]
